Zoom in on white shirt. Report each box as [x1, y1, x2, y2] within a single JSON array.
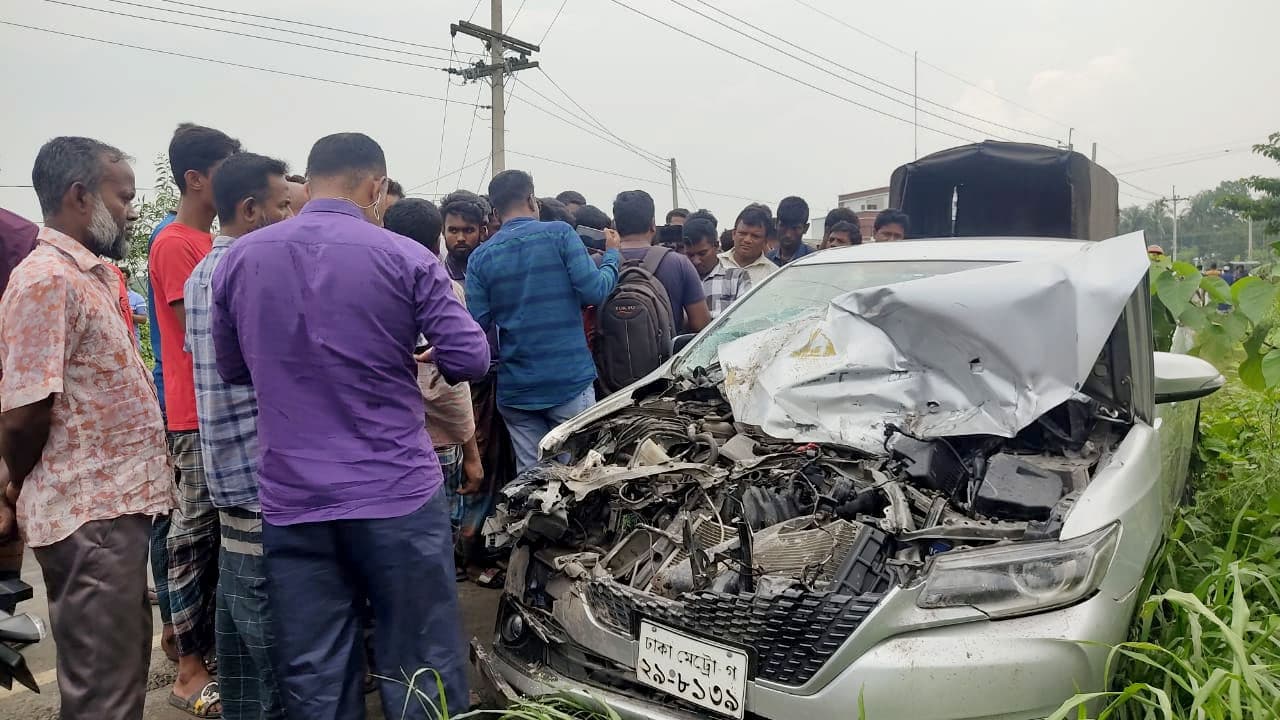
[[718, 249, 778, 287]]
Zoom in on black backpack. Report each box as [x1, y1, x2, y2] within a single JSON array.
[[594, 246, 676, 393]]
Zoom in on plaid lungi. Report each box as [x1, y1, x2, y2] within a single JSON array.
[[165, 430, 220, 657], [216, 507, 284, 720]]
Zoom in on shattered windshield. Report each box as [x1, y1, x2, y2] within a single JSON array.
[[677, 259, 999, 373]]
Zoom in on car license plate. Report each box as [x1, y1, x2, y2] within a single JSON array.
[[635, 620, 748, 719]]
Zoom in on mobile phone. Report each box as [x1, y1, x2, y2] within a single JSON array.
[[657, 224, 683, 247]]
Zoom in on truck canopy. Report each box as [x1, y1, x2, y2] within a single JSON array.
[[889, 141, 1120, 241]]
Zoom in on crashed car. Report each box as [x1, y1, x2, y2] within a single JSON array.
[[472, 234, 1224, 720]]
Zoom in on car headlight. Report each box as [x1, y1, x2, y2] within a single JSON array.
[[917, 522, 1121, 618]]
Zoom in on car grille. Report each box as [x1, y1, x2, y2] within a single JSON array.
[[585, 580, 884, 686]]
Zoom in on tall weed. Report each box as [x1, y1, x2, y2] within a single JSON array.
[[1051, 384, 1280, 719]]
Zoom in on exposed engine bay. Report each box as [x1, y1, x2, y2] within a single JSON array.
[[486, 370, 1125, 690]]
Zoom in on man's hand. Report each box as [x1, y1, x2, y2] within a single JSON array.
[[459, 455, 484, 495], [414, 347, 435, 363], [0, 501, 15, 542], [604, 228, 622, 251], [0, 459, 16, 541]]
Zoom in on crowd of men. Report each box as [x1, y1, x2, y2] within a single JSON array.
[[0, 124, 912, 720]]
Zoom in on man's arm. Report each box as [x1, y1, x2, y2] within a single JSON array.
[[417, 255, 490, 385], [562, 228, 621, 307], [458, 434, 484, 495], [150, 233, 200, 340], [677, 253, 711, 333], [211, 252, 251, 385], [0, 397, 52, 492], [684, 300, 711, 333], [168, 300, 186, 336], [464, 262, 492, 333], [0, 271, 73, 492]]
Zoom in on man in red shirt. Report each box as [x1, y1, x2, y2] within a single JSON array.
[[149, 123, 240, 718]]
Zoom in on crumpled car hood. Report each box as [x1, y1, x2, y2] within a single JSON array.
[[718, 232, 1148, 454]]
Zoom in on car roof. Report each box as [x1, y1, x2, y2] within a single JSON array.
[[794, 237, 1089, 266]]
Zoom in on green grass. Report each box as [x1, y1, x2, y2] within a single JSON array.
[[1048, 383, 1280, 719]]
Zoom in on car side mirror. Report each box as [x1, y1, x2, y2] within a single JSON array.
[[671, 333, 697, 355], [1153, 352, 1224, 404]]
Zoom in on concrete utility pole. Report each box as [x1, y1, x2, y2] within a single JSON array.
[[489, 0, 505, 174], [451, 3, 541, 178], [1091, 142, 1097, 162], [913, 51, 919, 159], [669, 158, 679, 211], [1169, 185, 1190, 261], [1248, 217, 1254, 262]]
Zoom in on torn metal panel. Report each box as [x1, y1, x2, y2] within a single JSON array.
[[718, 233, 1149, 454]]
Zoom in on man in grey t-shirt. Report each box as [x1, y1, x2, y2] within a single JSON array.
[[612, 190, 710, 335]]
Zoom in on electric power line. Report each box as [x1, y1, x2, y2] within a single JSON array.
[[454, 84, 488, 189], [94, 0, 481, 61], [791, 0, 1074, 133], [675, 168, 700, 208], [537, 67, 666, 164], [1118, 177, 1163, 199], [1111, 139, 1263, 170], [0, 185, 34, 189], [680, 0, 1059, 144], [539, 0, 571, 45], [507, 150, 756, 202], [600, 0, 980, 144], [507, 0, 529, 32], [432, 54, 458, 196], [142, 0, 471, 54], [508, 150, 666, 185], [1117, 149, 1248, 176], [45, 0, 455, 69], [404, 156, 491, 195], [507, 79, 669, 170], [0, 22, 487, 108]]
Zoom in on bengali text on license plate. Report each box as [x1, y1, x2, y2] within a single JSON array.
[[635, 620, 748, 719]]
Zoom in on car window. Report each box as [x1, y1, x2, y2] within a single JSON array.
[[676, 260, 1000, 372]]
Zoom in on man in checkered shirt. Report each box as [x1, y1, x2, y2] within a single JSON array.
[[185, 152, 295, 720], [681, 217, 753, 319]]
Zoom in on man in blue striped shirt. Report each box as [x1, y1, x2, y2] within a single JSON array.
[[186, 152, 294, 720], [465, 170, 622, 472]]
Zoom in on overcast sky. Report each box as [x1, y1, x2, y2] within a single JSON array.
[[2, 0, 1278, 229]]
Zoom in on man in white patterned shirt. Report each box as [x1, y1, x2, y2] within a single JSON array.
[[682, 217, 752, 319]]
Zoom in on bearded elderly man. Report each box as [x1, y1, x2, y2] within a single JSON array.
[[0, 136, 174, 720]]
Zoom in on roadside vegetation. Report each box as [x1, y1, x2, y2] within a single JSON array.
[[1050, 136, 1280, 719], [1049, 384, 1280, 719]]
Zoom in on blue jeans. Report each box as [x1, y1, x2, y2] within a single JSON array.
[[261, 489, 465, 720], [499, 385, 596, 473]]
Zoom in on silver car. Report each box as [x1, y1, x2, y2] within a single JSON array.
[[471, 237, 1223, 720]]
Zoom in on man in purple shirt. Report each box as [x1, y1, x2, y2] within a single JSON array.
[[211, 133, 489, 720]]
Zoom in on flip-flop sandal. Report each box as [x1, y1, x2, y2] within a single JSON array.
[[474, 567, 505, 588], [169, 681, 221, 717]]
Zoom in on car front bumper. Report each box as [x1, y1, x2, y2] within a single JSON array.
[[472, 587, 1139, 720]]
